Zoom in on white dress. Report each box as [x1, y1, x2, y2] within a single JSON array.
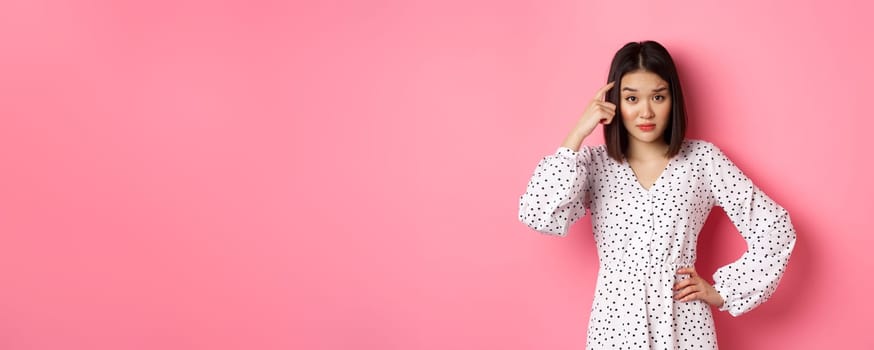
[[518, 139, 796, 349]]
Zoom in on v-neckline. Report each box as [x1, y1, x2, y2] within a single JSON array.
[[624, 156, 674, 193]]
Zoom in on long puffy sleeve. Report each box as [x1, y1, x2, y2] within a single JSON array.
[[705, 143, 797, 317], [517, 146, 593, 236]]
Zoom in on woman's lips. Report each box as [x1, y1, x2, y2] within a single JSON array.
[[638, 124, 656, 131]]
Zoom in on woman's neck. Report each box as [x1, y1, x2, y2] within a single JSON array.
[[626, 139, 669, 161]]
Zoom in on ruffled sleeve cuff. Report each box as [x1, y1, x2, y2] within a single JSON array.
[[556, 146, 578, 158], [712, 283, 733, 314]]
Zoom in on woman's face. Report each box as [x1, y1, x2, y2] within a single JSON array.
[[619, 70, 672, 146]]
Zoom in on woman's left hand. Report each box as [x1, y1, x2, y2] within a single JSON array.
[[674, 267, 725, 307]]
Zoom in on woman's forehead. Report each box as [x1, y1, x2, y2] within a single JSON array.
[[620, 71, 668, 90]]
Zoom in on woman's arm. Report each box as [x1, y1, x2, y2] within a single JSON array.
[[562, 81, 616, 152], [517, 146, 593, 236], [705, 142, 797, 316], [517, 82, 616, 236]]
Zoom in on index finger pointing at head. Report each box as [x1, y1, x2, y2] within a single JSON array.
[[595, 81, 615, 101]]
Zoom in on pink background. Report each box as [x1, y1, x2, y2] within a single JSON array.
[[0, 0, 871, 349]]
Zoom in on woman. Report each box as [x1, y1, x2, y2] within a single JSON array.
[[517, 41, 796, 349]]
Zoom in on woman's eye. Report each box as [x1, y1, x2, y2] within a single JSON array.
[[625, 96, 637, 102], [654, 95, 666, 101]]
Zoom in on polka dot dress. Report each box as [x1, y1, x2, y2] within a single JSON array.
[[518, 140, 796, 349]]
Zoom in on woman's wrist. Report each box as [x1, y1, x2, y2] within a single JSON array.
[[561, 128, 590, 151]]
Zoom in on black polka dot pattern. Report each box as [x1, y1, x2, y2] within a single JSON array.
[[518, 139, 796, 349]]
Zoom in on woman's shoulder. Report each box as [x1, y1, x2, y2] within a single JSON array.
[[557, 143, 607, 155], [562, 143, 608, 156], [682, 138, 716, 150], [565, 143, 613, 167], [582, 143, 609, 153], [680, 138, 723, 157], [676, 139, 726, 166], [582, 143, 611, 161]]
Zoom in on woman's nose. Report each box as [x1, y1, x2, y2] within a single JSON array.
[[640, 104, 655, 119]]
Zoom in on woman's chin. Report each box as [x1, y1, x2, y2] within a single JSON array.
[[629, 133, 664, 144]]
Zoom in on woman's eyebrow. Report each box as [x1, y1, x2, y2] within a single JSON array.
[[621, 87, 668, 92]]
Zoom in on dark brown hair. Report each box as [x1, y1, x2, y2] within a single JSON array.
[[604, 41, 687, 162]]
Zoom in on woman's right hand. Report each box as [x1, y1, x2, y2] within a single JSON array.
[[562, 81, 616, 150]]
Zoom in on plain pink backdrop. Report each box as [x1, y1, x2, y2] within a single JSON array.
[[1, 0, 871, 349]]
